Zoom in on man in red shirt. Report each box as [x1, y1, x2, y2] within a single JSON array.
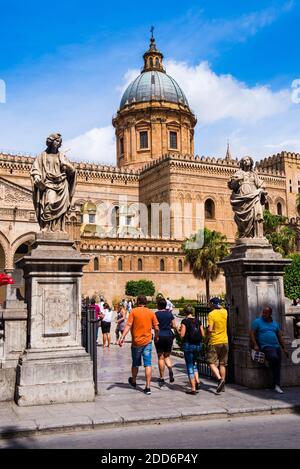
[[119, 295, 159, 395]]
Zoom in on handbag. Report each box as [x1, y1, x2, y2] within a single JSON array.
[[251, 349, 265, 364]]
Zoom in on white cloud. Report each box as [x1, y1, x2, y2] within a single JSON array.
[[64, 126, 115, 164], [166, 60, 291, 124], [61, 58, 299, 164]]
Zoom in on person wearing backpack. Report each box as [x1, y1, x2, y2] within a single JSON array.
[[180, 305, 205, 395]]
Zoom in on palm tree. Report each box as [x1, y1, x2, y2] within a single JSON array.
[[296, 193, 300, 215], [183, 228, 228, 303]]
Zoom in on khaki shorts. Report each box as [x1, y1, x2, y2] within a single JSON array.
[[206, 343, 229, 366]]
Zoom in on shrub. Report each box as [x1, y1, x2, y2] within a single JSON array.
[[125, 280, 155, 297]]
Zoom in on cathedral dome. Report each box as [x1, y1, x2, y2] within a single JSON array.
[[120, 70, 189, 109]]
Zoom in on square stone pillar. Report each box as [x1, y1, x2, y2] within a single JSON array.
[[219, 239, 300, 388], [15, 233, 95, 406]]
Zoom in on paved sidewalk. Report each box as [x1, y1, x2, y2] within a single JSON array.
[[1, 342, 300, 439]]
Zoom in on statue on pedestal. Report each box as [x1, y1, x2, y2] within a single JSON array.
[[228, 156, 267, 238], [31, 133, 76, 232]]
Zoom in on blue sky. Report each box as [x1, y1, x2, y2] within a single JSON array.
[[0, 0, 299, 162]]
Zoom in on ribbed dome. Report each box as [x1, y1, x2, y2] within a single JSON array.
[[120, 71, 189, 110]]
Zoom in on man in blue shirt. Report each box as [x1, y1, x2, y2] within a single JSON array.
[[250, 306, 289, 393]]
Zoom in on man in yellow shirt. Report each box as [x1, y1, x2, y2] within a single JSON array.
[[206, 297, 229, 394]]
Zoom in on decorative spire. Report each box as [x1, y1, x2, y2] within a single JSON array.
[[225, 141, 232, 160], [142, 28, 165, 73]]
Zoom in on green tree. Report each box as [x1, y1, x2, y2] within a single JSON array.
[[296, 193, 300, 215], [183, 228, 228, 302], [263, 209, 287, 234], [284, 254, 300, 299], [263, 210, 296, 256], [125, 280, 155, 297]]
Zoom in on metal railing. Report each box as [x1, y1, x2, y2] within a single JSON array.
[[194, 304, 212, 378], [81, 302, 99, 394]]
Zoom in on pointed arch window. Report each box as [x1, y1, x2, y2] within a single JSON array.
[[118, 258, 123, 271], [178, 259, 183, 272], [160, 259, 165, 272], [277, 202, 283, 216], [205, 199, 215, 219], [138, 258, 143, 271], [94, 257, 99, 271]]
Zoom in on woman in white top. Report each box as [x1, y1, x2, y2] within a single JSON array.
[[100, 303, 113, 348]]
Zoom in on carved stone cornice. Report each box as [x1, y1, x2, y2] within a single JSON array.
[[79, 236, 184, 254]]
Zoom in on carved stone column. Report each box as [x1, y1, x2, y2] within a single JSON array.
[[219, 239, 300, 388], [15, 232, 95, 406]]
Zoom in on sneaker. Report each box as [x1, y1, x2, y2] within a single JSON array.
[[143, 387, 151, 395], [169, 368, 175, 383], [185, 389, 197, 395], [216, 379, 225, 394], [195, 381, 200, 391], [128, 377, 136, 388], [158, 378, 165, 387], [275, 385, 284, 394]]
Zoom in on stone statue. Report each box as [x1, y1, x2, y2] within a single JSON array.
[[31, 133, 76, 232], [228, 156, 267, 238]]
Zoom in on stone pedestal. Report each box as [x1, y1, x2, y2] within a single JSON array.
[[15, 232, 95, 406], [219, 238, 300, 388]]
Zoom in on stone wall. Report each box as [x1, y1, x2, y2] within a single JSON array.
[[82, 270, 225, 304]]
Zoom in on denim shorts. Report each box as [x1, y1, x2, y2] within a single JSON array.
[[131, 342, 152, 368], [182, 342, 202, 378]]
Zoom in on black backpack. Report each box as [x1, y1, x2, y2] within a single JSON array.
[[187, 318, 202, 344]]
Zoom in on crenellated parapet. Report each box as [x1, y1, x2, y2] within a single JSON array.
[[0, 152, 140, 183], [139, 152, 287, 180], [256, 151, 300, 173], [140, 153, 239, 179]]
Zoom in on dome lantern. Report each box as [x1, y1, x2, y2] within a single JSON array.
[[113, 31, 197, 170], [142, 27, 165, 73]]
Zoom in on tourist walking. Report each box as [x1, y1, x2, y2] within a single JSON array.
[[90, 298, 101, 345], [155, 297, 177, 386], [166, 297, 174, 312], [115, 302, 126, 344], [99, 296, 105, 314], [206, 297, 229, 394], [100, 302, 113, 348], [250, 306, 289, 393], [127, 299, 133, 316], [118, 295, 159, 395], [180, 305, 204, 395]]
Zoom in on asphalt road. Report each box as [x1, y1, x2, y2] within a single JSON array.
[[1, 413, 300, 449]]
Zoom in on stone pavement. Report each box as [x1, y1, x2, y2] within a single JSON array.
[[1, 341, 300, 439]]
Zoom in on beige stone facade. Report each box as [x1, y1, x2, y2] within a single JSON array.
[[0, 37, 299, 304]]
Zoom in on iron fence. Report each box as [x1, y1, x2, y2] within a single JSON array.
[[194, 304, 212, 378], [81, 301, 99, 394]]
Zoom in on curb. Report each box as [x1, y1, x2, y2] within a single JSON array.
[[1, 403, 300, 440]]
